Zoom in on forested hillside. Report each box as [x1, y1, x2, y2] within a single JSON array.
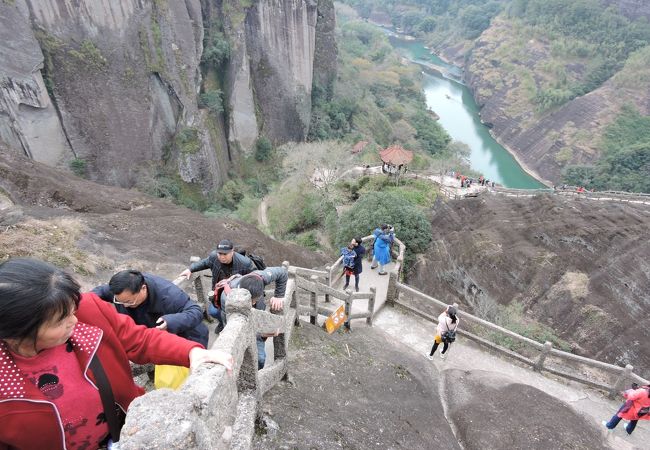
[[343, 0, 650, 192]]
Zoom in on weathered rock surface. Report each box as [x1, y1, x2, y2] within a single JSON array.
[[409, 194, 650, 376], [1, 0, 336, 189], [443, 369, 609, 450]]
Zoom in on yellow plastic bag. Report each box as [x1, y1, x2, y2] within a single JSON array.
[[154, 364, 190, 390]]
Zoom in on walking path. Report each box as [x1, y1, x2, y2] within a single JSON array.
[[374, 305, 650, 450]]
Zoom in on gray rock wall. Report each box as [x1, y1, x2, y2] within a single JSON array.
[[245, 0, 318, 144], [0, 0, 229, 190]]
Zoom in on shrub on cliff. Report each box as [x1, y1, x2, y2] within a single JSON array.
[[335, 191, 432, 253]]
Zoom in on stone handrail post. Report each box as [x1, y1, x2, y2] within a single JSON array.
[[609, 364, 634, 399], [534, 341, 553, 372], [386, 271, 398, 306], [309, 275, 318, 325], [324, 265, 331, 302], [367, 287, 377, 326], [344, 290, 353, 330]]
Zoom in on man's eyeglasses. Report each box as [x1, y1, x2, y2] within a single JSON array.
[[113, 295, 136, 306]]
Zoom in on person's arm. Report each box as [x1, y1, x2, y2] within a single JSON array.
[[157, 283, 204, 334], [86, 293, 233, 371], [91, 284, 114, 302], [623, 388, 647, 401], [179, 252, 214, 279], [259, 267, 288, 310]]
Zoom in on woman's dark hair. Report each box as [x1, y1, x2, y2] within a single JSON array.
[[109, 270, 145, 295], [238, 274, 264, 302], [354, 236, 363, 246], [447, 306, 458, 324], [0, 258, 81, 343]]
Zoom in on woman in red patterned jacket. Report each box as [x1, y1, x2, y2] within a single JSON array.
[[0, 258, 233, 450], [603, 384, 650, 435]]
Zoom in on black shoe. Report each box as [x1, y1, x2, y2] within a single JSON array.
[[343, 284, 349, 290], [355, 286, 359, 292], [378, 271, 387, 275], [215, 322, 225, 334]]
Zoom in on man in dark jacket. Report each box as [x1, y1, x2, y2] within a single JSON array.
[[93, 270, 208, 347], [206, 266, 288, 369], [179, 239, 256, 285], [179, 239, 257, 332]]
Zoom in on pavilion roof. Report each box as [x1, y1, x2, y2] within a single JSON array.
[[379, 145, 413, 165]]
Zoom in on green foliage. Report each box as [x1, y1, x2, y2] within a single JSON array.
[[68, 40, 107, 71], [199, 89, 224, 115], [69, 158, 87, 177], [334, 191, 432, 253], [562, 106, 650, 193], [175, 127, 201, 154], [295, 232, 321, 250], [139, 171, 207, 211], [268, 187, 336, 237], [495, 302, 572, 351], [216, 180, 245, 210], [254, 137, 273, 162], [202, 32, 230, 67], [410, 111, 451, 155]]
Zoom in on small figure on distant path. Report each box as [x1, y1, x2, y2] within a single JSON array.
[[370, 224, 394, 275], [602, 383, 650, 434], [341, 243, 357, 290], [427, 304, 459, 360]]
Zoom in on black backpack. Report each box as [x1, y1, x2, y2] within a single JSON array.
[[238, 249, 266, 270]]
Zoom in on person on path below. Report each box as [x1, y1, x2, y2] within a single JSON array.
[[178, 239, 256, 333], [349, 236, 366, 292], [427, 305, 459, 360], [371, 224, 394, 275], [341, 243, 357, 291], [603, 384, 650, 434], [93, 270, 209, 347], [0, 258, 233, 450]]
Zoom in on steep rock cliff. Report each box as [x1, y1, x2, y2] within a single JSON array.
[[1, 0, 336, 189]]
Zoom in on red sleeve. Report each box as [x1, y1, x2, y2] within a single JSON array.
[[623, 388, 647, 402], [81, 293, 202, 366]]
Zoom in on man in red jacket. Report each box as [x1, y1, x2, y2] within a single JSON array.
[[0, 258, 233, 450]]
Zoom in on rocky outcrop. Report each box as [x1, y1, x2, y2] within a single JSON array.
[[1, 0, 336, 188], [246, 0, 318, 143], [409, 194, 650, 372], [312, 0, 338, 93], [0, 2, 72, 165], [0, 0, 228, 190]]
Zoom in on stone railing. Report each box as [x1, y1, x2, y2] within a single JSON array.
[[492, 186, 650, 205], [120, 263, 296, 450], [391, 282, 649, 397]]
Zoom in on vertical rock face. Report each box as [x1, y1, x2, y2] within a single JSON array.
[[312, 0, 337, 93], [1, 0, 335, 187], [0, 0, 72, 165], [245, 0, 318, 143], [1, 0, 228, 190]]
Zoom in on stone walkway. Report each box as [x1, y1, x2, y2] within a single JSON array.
[[374, 305, 650, 450]]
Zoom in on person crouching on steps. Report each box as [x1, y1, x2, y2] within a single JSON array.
[[427, 305, 459, 360]]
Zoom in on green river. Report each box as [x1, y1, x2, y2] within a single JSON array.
[[388, 35, 547, 189]]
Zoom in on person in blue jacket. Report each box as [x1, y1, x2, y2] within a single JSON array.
[[370, 224, 394, 275], [93, 270, 208, 347]]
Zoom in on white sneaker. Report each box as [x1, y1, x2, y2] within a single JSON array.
[[439, 353, 446, 360], [426, 354, 433, 361], [602, 420, 612, 432]]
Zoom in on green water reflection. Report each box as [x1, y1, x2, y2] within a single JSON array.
[[390, 36, 546, 188]]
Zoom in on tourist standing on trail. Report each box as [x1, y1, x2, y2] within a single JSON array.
[[427, 305, 459, 360], [0, 258, 233, 450], [370, 224, 394, 275], [93, 270, 209, 347], [350, 236, 366, 292], [178, 239, 256, 332], [603, 384, 650, 434], [341, 242, 357, 291]]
